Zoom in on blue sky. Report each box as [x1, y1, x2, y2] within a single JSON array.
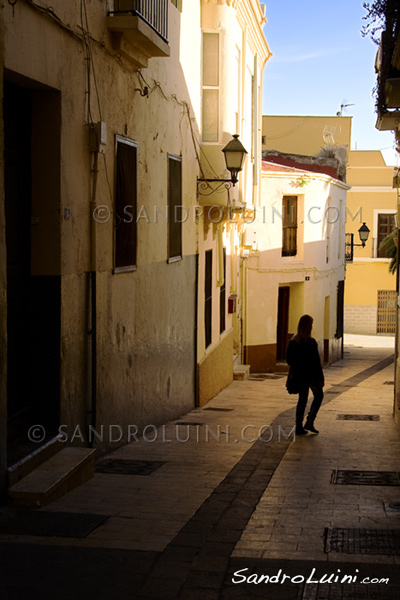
[[262, 0, 399, 165]]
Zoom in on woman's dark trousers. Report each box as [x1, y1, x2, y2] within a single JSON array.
[[296, 383, 323, 427]]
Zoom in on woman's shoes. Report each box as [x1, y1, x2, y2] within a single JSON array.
[[304, 422, 319, 433], [295, 426, 308, 435]]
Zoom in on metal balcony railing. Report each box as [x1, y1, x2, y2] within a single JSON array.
[[109, 0, 168, 43]]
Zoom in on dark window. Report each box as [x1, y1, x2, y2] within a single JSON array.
[[377, 213, 396, 258], [168, 155, 182, 262], [220, 248, 226, 334], [115, 136, 137, 270], [336, 280, 345, 339], [205, 250, 212, 348], [282, 196, 297, 256]]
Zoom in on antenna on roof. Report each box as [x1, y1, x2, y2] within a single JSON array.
[[336, 102, 355, 116]]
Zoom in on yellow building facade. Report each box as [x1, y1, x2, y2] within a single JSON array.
[[344, 151, 397, 335]]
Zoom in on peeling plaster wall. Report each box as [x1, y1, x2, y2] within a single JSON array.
[[2, 0, 200, 454]]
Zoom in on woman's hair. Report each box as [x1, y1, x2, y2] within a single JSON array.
[[293, 314, 313, 341]]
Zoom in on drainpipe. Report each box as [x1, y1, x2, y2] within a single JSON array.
[[194, 253, 199, 408], [217, 224, 224, 287], [89, 150, 99, 445]]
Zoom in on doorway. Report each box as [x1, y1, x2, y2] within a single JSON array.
[[4, 79, 61, 462], [277, 286, 290, 361]]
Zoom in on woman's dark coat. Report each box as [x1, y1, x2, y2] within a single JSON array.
[[286, 337, 324, 386]]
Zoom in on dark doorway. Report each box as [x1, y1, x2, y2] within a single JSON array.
[[277, 286, 290, 361], [4, 80, 61, 462]]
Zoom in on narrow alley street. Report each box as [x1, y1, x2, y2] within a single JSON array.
[[1, 337, 400, 599]]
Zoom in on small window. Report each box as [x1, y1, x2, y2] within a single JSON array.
[[168, 154, 182, 262], [377, 213, 396, 258], [115, 135, 137, 271], [220, 248, 226, 335], [205, 250, 213, 348], [202, 33, 219, 142], [282, 196, 297, 257]]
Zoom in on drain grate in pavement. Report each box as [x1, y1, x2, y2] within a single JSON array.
[[336, 414, 380, 421], [95, 459, 165, 475], [202, 407, 234, 412], [325, 527, 400, 555], [331, 470, 400, 486], [385, 502, 400, 513], [0, 510, 109, 538], [384, 381, 395, 385], [248, 373, 285, 381]]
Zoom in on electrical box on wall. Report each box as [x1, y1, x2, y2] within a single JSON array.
[[228, 294, 237, 314], [89, 121, 107, 154]]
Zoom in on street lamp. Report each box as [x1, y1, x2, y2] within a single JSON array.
[[221, 134, 248, 186], [345, 223, 370, 262], [357, 222, 370, 247], [197, 134, 248, 196]]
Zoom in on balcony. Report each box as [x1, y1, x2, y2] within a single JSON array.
[[375, 28, 400, 130], [106, 0, 170, 68]]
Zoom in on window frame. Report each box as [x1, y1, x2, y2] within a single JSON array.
[[282, 195, 298, 257], [205, 249, 213, 348], [373, 209, 397, 259], [113, 134, 138, 274], [167, 153, 183, 263]]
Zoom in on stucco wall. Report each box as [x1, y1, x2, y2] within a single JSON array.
[[2, 0, 200, 455], [243, 168, 347, 370], [198, 329, 234, 407]]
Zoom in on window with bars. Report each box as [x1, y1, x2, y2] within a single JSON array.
[[282, 196, 297, 257], [377, 213, 396, 258], [115, 135, 137, 271], [168, 154, 182, 262], [377, 290, 396, 334], [205, 250, 213, 348]]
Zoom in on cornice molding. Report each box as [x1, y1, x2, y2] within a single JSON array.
[[203, 0, 241, 7]]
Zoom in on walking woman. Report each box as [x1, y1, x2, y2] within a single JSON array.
[[286, 314, 324, 435]]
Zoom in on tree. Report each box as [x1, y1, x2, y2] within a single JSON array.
[[362, 0, 400, 114], [379, 230, 398, 274]]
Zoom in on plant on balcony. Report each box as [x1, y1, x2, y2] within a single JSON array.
[[362, 0, 400, 115]]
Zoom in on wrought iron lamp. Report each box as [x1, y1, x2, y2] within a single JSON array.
[[345, 223, 370, 262], [197, 134, 248, 196]]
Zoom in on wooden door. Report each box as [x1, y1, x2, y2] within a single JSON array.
[[277, 287, 290, 361]]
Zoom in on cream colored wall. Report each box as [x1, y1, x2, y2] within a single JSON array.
[[262, 115, 352, 156], [2, 0, 202, 449], [244, 169, 347, 363], [197, 0, 270, 400]]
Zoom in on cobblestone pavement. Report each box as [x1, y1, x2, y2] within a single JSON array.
[[1, 341, 400, 599]]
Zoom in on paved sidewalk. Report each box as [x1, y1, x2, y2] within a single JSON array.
[[1, 341, 400, 599]]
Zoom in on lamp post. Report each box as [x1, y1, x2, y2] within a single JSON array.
[[357, 222, 370, 248], [221, 134, 248, 186], [197, 134, 248, 195], [345, 223, 370, 262]]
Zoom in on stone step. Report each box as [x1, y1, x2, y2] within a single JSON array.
[[7, 434, 65, 487], [233, 364, 250, 380], [8, 447, 96, 508]]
